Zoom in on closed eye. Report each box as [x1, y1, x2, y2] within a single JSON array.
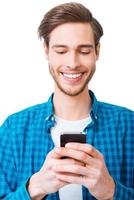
[[55, 51, 66, 54], [80, 51, 90, 55]]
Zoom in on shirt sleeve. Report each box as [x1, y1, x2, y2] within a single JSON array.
[[113, 180, 134, 199], [0, 118, 31, 200], [0, 176, 31, 200], [113, 109, 134, 199]]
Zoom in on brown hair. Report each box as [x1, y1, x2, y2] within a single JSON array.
[[38, 2, 103, 47]]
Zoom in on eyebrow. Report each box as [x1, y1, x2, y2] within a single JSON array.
[[52, 44, 94, 49]]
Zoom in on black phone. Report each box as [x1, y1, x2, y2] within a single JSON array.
[[60, 132, 86, 147]]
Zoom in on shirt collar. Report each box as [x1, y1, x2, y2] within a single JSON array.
[[89, 90, 98, 121], [44, 93, 54, 121], [45, 90, 98, 123]]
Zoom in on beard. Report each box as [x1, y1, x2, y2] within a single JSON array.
[[49, 65, 95, 96]]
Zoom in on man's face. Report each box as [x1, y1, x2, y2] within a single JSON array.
[[45, 23, 100, 96]]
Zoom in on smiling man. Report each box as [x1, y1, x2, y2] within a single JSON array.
[[47, 22, 98, 98], [0, 2, 134, 200]]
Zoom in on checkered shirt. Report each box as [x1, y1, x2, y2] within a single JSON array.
[[0, 90, 134, 199]]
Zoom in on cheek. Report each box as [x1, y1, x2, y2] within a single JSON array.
[[84, 58, 96, 71], [48, 53, 64, 68], [48, 57, 58, 69], [80, 53, 97, 67]]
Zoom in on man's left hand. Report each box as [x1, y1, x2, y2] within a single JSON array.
[[53, 143, 115, 200]]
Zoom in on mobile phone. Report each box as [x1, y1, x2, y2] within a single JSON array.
[[60, 132, 86, 147]]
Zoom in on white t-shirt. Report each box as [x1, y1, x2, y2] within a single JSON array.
[[51, 115, 91, 200]]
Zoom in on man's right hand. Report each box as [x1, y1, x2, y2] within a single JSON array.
[[27, 147, 84, 200]]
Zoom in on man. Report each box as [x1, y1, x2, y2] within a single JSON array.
[[0, 2, 133, 200]]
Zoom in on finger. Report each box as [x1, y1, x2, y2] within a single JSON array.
[[59, 158, 85, 166], [52, 164, 89, 177], [42, 148, 63, 169], [55, 147, 96, 166], [47, 147, 64, 159], [65, 143, 103, 159], [51, 158, 85, 168], [40, 167, 69, 185], [55, 165, 98, 178], [56, 173, 96, 187], [56, 173, 87, 185]]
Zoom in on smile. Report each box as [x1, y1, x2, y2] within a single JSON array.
[[62, 73, 83, 79]]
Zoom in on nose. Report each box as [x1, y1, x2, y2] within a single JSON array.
[[66, 51, 80, 69]]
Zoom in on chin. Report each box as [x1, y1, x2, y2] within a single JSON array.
[[57, 84, 87, 97]]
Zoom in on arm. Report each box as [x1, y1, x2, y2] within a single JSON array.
[[52, 143, 134, 200], [113, 180, 134, 199], [27, 148, 84, 199], [0, 118, 83, 199], [52, 143, 115, 200], [0, 119, 31, 200], [112, 109, 134, 199]]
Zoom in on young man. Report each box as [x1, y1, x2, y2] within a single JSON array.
[[0, 2, 133, 200]]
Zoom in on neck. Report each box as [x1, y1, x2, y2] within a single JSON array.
[[53, 87, 91, 121]]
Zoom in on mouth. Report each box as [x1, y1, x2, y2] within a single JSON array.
[[60, 72, 84, 83], [62, 72, 82, 78]]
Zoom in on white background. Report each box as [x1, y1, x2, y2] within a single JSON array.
[[0, 0, 134, 125]]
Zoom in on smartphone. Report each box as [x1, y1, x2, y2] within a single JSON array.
[[60, 132, 86, 147]]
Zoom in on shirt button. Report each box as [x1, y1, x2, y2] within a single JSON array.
[[51, 116, 54, 121]]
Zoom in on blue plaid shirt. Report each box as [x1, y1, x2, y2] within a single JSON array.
[[0, 91, 134, 200]]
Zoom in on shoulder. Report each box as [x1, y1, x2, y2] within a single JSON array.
[[90, 90, 134, 119], [97, 101, 134, 127], [98, 101, 134, 116], [0, 101, 50, 132], [11, 102, 48, 121]]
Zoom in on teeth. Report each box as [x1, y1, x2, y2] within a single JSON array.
[[63, 73, 82, 79]]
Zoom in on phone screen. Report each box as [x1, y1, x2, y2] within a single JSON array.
[[60, 133, 86, 147]]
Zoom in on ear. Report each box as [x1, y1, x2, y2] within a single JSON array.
[[95, 43, 100, 60], [43, 43, 49, 60]]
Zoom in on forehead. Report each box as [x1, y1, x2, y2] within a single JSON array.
[[49, 23, 95, 47]]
